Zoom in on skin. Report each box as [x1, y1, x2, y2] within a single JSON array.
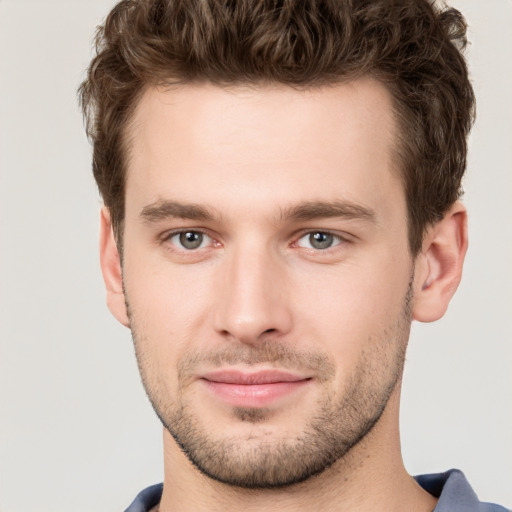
[[100, 79, 467, 511]]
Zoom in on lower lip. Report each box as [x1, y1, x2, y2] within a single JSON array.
[[202, 380, 310, 408]]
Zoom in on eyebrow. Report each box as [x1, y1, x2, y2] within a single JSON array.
[[140, 200, 216, 223], [280, 200, 377, 223], [139, 199, 376, 224]]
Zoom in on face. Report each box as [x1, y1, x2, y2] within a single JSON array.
[[119, 80, 415, 488]]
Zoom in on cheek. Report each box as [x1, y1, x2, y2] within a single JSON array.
[[122, 255, 216, 375], [292, 256, 412, 356]]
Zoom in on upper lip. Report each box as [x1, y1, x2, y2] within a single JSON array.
[[201, 370, 310, 385]]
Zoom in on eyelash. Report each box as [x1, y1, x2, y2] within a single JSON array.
[[162, 229, 216, 251], [161, 228, 349, 254], [294, 231, 347, 251]]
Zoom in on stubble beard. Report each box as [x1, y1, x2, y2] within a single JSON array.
[[128, 283, 413, 490]]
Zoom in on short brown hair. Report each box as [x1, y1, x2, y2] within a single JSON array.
[[79, 0, 475, 255]]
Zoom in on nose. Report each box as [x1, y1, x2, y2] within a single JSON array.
[[213, 242, 293, 345]]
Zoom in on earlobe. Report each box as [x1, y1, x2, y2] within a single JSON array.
[[412, 201, 468, 323], [99, 207, 130, 327]]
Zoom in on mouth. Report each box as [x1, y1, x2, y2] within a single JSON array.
[[200, 370, 312, 408]]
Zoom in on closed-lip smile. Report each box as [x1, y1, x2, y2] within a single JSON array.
[[200, 369, 312, 408]]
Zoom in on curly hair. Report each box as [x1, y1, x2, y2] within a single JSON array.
[[79, 0, 475, 255]]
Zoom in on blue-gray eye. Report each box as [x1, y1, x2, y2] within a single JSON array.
[[297, 232, 339, 250], [171, 231, 208, 250]]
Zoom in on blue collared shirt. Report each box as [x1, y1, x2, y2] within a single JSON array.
[[124, 469, 510, 511]]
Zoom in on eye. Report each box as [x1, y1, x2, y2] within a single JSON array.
[[168, 231, 212, 250], [296, 231, 342, 250]]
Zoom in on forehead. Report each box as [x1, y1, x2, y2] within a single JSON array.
[[125, 79, 401, 220]]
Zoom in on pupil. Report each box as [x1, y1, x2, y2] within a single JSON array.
[[180, 231, 202, 249], [310, 232, 333, 249]]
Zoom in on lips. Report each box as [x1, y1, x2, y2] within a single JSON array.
[[200, 370, 311, 408]]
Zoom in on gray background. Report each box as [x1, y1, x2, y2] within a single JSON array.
[[0, 1, 510, 510]]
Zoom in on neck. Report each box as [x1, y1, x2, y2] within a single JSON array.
[[157, 388, 437, 512]]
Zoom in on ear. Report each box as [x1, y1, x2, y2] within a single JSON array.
[[412, 201, 468, 323], [99, 207, 130, 327]]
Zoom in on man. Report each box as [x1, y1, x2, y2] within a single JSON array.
[[79, 1, 508, 511]]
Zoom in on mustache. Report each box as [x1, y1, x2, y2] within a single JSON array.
[[178, 340, 336, 383]]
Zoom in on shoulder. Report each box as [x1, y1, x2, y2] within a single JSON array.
[[415, 469, 509, 512], [124, 483, 163, 512]]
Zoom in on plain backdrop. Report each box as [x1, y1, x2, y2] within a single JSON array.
[[0, 1, 511, 511]]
